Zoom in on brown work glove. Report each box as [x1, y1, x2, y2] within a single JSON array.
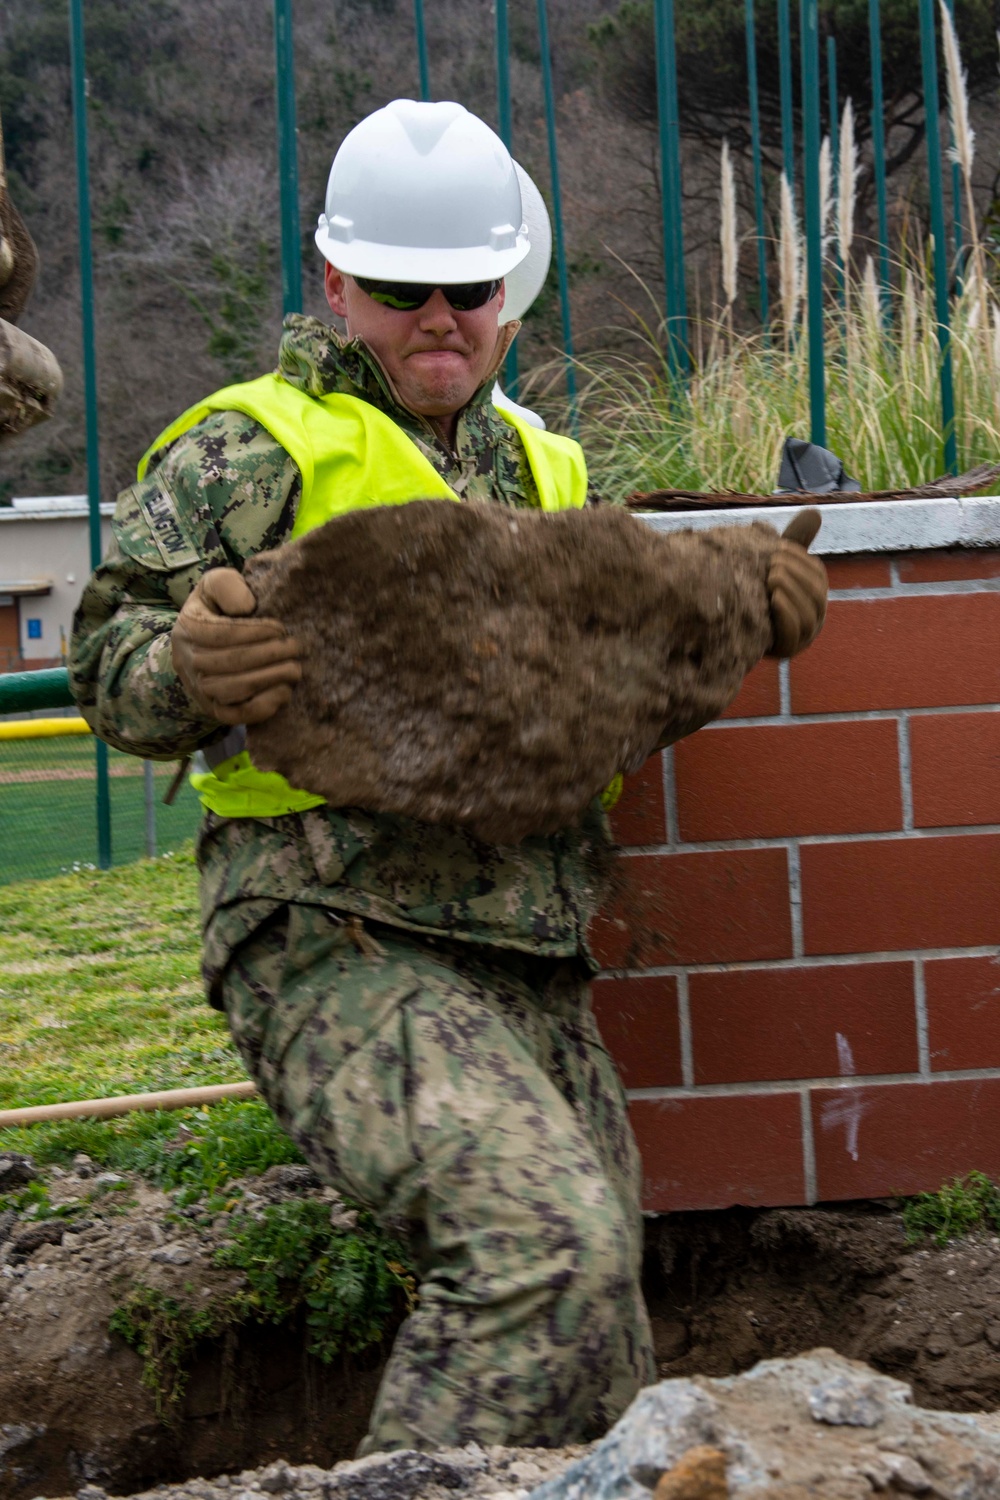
[[171, 567, 302, 726], [766, 508, 828, 657]]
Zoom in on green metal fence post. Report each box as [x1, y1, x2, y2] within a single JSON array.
[[868, 0, 891, 303], [917, 0, 958, 473], [69, 0, 111, 871], [536, 0, 578, 425], [495, 0, 518, 401], [745, 0, 770, 326], [800, 0, 826, 444], [413, 0, 431, 102], [273, 0, 302, 317], [777, 0, 796, 191], [653, 0, 689, 379]]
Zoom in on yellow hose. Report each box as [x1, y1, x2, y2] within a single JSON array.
[[0, 1080, 258, 1129], [0, 717, 91, 741]]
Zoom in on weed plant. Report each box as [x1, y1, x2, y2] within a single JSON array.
[[901, 1170, 1000, 1246], [110, 1200, 416, 1414]]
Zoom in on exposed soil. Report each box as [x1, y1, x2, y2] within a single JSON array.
[[4, 1165, 1000, 1500], [245, 502, 779, 843], [642, 1203, 1000, 1413]]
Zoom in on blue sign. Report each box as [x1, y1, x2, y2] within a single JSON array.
[[26, 618, 43, 640]]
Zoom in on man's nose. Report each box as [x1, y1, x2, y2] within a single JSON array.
[[418, 289, 459, 334]]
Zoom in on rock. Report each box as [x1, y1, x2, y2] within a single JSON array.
[[72, 1153, 96, 1178], [10, 1221, 65, 1260], [255, 1164, 318, 1194], [808, 1372, 892, 1427], [653, 1446, 729, 1499], [529, 1351, 1000, 1499], [0, 1153, 36, 1189], [0, 1210, 16, 1244], [93, 1172, 126, 1187], [257, 1462, 296, 1494], [150, 1243, 192, 1266], [325, 1450, 470, 1497], [878, 1452, 931, 1493]]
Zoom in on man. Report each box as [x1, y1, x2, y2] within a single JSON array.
[[70, 100, 826, 1453]]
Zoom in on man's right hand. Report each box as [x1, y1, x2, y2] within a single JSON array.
[[171, 567, 302, 726]]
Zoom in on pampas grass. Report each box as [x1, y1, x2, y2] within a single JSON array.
[[778, 173, 801, 343], [837, 100, 858, 331], [819, 136, 833, 261], [563, 247, 1000, 497], [719, 139, 738, 325], [940, 0, 988, 330]]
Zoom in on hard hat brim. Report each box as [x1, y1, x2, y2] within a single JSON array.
[[315, 227, 531, 284]]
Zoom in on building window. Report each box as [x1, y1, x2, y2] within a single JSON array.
[[27, 618, 43, 640]]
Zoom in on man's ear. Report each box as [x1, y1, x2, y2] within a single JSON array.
[[497, 279, 506, 311], [325, 262, 349, 319]]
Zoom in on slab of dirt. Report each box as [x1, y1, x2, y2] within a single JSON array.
[[4, 1173, 1000, 1500], [245, 503, 779, 843]]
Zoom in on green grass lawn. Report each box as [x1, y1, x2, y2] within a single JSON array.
[[0, 845, 241, 1111], [0, 846, 289, 1187], [1, 735, 202, 883]]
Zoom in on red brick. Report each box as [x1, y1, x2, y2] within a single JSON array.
[[791, 595, 1000, 712], [924, 955, 1000, 1071], [674, 720, 902, 841], [608, 753, 666, 847], [910, 713, 1000, 828], [689, 962, 918, 1084], [812, 1077, 1000, 1199], [897, 549, 1000, 584], [592, 975, 682, 1088], [590, 848, 792, 969], [631, 1092, 804, 1210], [720, 658, 782, 719], [823, 555, 893, 590], [800, 834, 1000, 956]]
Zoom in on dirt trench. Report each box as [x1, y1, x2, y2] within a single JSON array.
[[3, 1171, 1000, 1500]]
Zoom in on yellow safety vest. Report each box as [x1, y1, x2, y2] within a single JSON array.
[[139, 374, 589, 819]]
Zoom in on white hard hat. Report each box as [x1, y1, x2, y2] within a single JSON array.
[[501, 164, 552, 324], [316, 99, 530, 283]]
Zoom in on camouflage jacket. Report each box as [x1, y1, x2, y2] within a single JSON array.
[[70, 316, 611, 998]]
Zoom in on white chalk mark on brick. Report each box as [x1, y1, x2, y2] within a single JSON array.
[[788, 844, 804, 958], [836, 1031, 856, 1077], [820, 1086, 868, 1162], [779, 659, 792, 717]]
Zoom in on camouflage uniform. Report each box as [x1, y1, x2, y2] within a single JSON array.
[[70, 315, 655, 1451]]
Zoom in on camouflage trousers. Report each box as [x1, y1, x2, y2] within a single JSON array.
[[220, 903, 654, 1454]]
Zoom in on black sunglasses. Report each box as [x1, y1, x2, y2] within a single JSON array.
[[354, 276, 502, 313]]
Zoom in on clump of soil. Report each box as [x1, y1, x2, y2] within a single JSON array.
[[245, 503, 779, 843]]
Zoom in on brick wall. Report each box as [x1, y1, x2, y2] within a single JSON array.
[[592, 546, 1000, 1212]]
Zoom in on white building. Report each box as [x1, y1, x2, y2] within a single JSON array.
[[0, 496, 113, 671]]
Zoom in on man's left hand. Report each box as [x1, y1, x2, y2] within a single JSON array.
[[767, 508, 828, 658]]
